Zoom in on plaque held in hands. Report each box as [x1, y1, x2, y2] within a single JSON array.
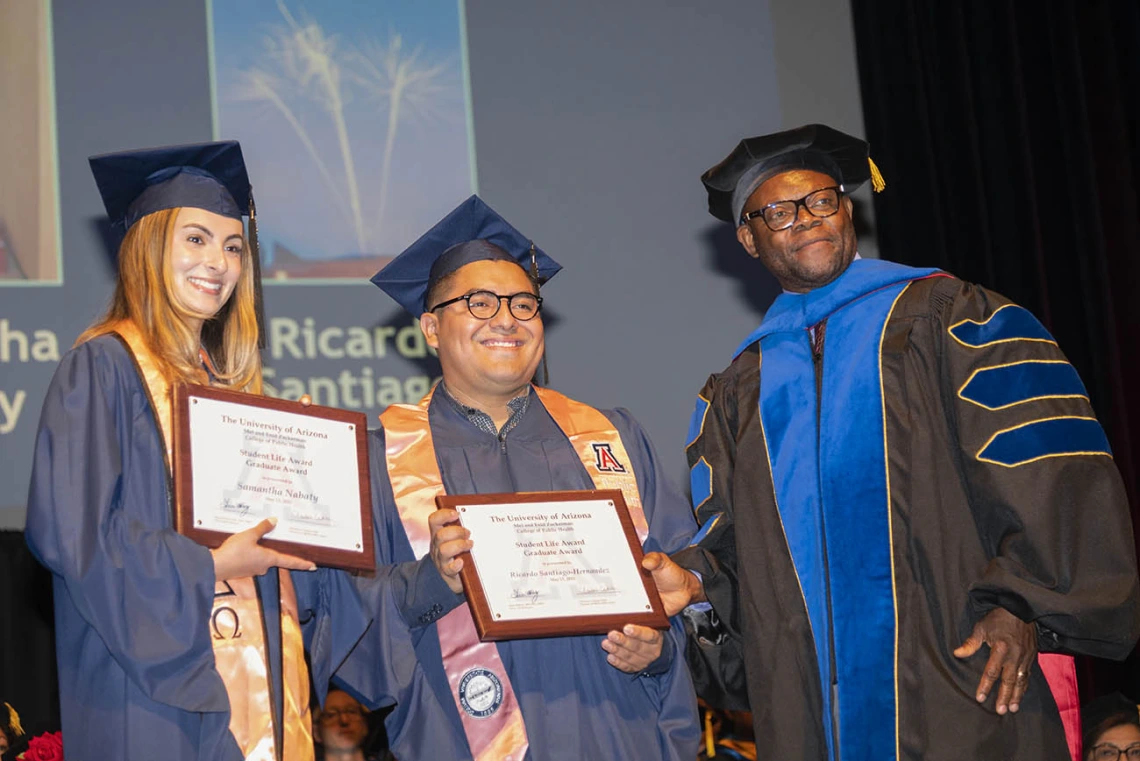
[[172, 383, 374, 571], [438, 489, 669, 641]]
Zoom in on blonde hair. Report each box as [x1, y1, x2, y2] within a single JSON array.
[[79, 207, 263, 391]]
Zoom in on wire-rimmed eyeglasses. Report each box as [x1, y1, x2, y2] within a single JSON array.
[[428, 290, 543, 321], [741, 186, 843, 231]]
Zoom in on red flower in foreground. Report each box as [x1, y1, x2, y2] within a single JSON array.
[[20, 731, 63, 761]]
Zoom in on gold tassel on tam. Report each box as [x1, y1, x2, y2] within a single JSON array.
[[868, 156, 886, 192], [4, 701, 24, 737]]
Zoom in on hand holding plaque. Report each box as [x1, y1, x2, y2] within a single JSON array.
[[428, 507, 473, 593], [172, 383, 374, 571], [436, 489, 669, 641], [210, 516, 317, 579]]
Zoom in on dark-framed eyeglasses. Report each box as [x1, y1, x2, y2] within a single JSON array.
[[741, 186, 843, 231], [1092, 744, 1140, 761], [428, 290, 543, 321], [319, 707, 366, 722]]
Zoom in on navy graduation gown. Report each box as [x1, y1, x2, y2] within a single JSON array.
[[25, 335, 367, 760], [338, 391, 701, 761]]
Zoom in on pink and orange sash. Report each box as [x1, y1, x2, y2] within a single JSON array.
[[112, 321, 312, 761], [380, 385, 647, 761]]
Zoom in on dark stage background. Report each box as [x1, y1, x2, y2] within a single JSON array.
[[852, 0, 1140, 696]]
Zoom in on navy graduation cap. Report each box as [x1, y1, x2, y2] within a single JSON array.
[[372, 194, 561, 317], [701, 123, 885, 224], [89, 140, 266, 346], [89, 141, 252, 232]]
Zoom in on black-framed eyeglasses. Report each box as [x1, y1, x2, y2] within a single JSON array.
[[1092, 744, 1140, 761], [428, 290, 543, 321], [741, 186, 843, 231]]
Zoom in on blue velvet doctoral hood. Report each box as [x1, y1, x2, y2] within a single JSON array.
[[739, 259, 939, 761]]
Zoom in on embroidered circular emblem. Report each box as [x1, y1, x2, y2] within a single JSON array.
[[458, 668, 503, 718]]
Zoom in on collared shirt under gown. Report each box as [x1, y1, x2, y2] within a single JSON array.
[[336, 389, 701, 761]]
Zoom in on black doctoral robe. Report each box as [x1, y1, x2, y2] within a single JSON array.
[[674, 259, 1140, 761]]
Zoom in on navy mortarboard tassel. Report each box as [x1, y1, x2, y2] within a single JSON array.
[[246, 187, 266, 348]]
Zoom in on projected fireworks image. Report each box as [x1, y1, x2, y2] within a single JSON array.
[[211, 0, 475, 282]]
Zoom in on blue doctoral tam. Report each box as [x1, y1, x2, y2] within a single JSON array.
[[371, 194, 561, 317], [89, 141, 252, 232]]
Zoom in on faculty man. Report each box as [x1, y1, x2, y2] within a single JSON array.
[[645, 124, 1140, 761]]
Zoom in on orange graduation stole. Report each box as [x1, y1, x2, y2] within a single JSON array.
[[111, 321, 313, 761], [380, 384, 648, 761]]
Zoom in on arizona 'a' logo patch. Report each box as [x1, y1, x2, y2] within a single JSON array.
[[591, 443, 628, 473]]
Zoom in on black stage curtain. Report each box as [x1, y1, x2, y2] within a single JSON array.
[[851, 0, 1140, 697], [0, 530, 59, 735]]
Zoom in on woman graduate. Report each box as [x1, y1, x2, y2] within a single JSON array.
[[24, 142, 368, 761]]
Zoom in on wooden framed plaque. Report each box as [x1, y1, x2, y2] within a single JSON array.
[[436, 489, 669, 641], [172, 382, 374, 571]]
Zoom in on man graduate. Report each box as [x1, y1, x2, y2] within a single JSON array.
[[644, 124, 1140, 761], [337, 195, 700, 761]]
